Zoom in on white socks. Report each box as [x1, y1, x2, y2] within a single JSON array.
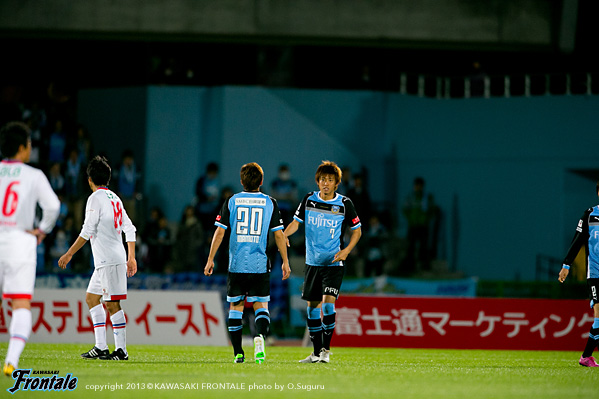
[[89, 304, 108, 350], [110, 310, 127, 354], [5, 308, 32, 368]]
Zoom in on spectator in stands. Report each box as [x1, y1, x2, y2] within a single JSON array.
[[64, 148, 86, 229], [48, 162, 65, 195], [22, 105, 45, 166], [347, 172, 372, 231], [338, 166, 353, 195], [145, 209, 172, 273], [172, 205, 204, 273], [142, 207, 163, 271], [270, 163, 298, 225], [50, 216, 78, 271], [195, 162, 221, 229], [73, 124, 92, 165], [401, 177, 439, 274], [48, 119, 66, 163], [116, 149, 140, 224], [364, 214, 388, 277]]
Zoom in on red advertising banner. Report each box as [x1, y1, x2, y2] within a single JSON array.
[[333, 295, 594, 351], [0, 289, 228, 345]]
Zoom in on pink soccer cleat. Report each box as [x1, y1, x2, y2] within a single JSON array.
[[579, 356, 599, 367]]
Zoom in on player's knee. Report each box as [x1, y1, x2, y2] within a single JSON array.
[[105, 301, 121, 315], [231, 300, 245, 308], [85, 294, 101, 309], [308, 300, 321, 309], [11, 298, 31, 310]]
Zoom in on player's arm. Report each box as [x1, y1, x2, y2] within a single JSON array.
[[283, 219, 300, 238], [126, 241, 137, 277], [559, 210, 590, 283], [58, 236, 88, 269], [333, 226, 362, 264], [284, 195, 308, 245], [121, 206, 137, 277], [333, 198, 362, 263], [59, 196, 99, 269], [29, 172, 61, 244], [204, 227, 225, 276], [274, 229, 291, 280]]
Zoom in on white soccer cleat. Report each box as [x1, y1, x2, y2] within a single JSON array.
[[299, 352, 321, 363], [318, 348, 330, 363], [254, 335, 265, 364]]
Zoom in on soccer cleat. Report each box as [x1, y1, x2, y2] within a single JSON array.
[[579, 356, 599, 367], [3, 363, 15, 377], [99, 348, 128, 361], [299, 352, 321, 363], [234, 354, 245, 364], [318, 348, 331, 363], [254, 335, 265, 364], [81, 346, 109, 359]]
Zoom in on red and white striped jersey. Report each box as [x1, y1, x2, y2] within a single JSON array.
[[80, 187, 136, 268], [0, 160, 60, 262]]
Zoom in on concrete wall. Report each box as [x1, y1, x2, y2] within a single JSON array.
[[77, 86, 148, 167], [1, 0, 556, 49]]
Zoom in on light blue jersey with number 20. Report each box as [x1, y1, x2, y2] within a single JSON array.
[[215, 191, 283, 274]]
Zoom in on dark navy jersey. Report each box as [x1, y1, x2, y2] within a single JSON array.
[[293, 191, 361, 267], [215, 191, 284, 273], [563, 206, 599, 279]]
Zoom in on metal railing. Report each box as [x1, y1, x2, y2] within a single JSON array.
[[399, 72, 598, 99]]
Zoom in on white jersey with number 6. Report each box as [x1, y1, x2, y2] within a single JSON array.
[[0, 160, 60, 262], [80, 187, 136, 268]]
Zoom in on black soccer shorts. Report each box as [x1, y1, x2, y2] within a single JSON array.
[[227, 272, 270, 303], [301, 265, 344, 301], [588, 278, 599, 307]]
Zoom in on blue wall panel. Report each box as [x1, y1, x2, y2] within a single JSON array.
[[79, 86, 599, 280]]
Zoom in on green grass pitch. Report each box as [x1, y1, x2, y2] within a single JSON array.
[[1, 343, 597, 398]]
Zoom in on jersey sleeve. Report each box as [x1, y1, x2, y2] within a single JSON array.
[[343, 197, 362, 230], [562, 208, 591, 266], [269, 197, 284, 231], [35, 171, 60, 234], [214, 198, 230, 230], [293, 193, 310, 223], [80, 195, 100, 240], [121, 204, 137, 242]]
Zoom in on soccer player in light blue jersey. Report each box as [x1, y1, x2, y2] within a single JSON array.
[[204, 162, 290, 364], [285, 160, 362, 363], [559, 181, 599, 367]]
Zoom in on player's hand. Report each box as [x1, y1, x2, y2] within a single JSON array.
[[558, 267, 569, 283], [58, 253, 72, 269], [26, 229, 46, 245], [127, 258, 137, 277], [285, 235, 290, 248], [333, 248, 350, 264], [204, 261, 214, 276], [281, 262, 291, 280]]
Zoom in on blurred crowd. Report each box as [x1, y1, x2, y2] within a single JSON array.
[[1, 89, 441, 278]]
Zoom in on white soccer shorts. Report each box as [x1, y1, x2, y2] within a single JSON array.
[[87, 264, 128, 301], [0, 259, 36, 300]]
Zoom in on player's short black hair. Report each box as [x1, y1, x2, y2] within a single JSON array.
[[0, 121, 30, 158], [87, 155, 111, 187], [315, 160, 342, 184], [240, 162, 263, 191]]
